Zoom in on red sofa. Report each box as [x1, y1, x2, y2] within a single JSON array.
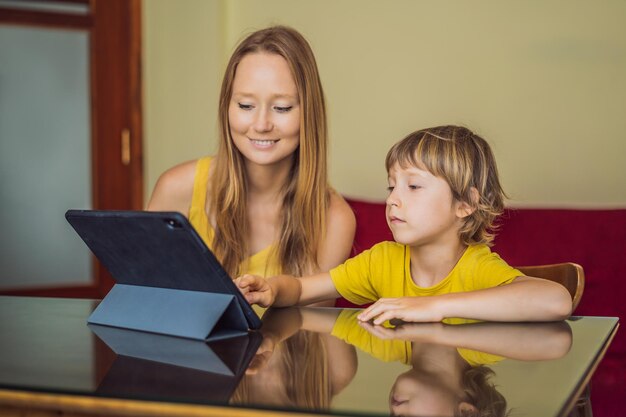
[[342, 198, 625, 416]]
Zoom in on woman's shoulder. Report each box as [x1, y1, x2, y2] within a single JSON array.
[[146, 158, 202, 213], [327, 190, 356, 228], [326, 191, 357, 239], [316, 190, 357, 271]]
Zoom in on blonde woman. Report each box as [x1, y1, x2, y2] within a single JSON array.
[[148, 26, 355, 292]]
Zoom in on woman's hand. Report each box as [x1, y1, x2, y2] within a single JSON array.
[[236, 274, 275, 307], [246, 308, 303, 375], [245, 336, 277, 375]]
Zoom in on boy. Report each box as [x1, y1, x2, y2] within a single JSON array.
[[237, 126, 572, 324]]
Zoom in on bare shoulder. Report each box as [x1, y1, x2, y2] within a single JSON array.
[[146, 159, 198, 214], [322, 335, 357, 396], [317, 190, 356, 271], [327, 190, 356, 234]]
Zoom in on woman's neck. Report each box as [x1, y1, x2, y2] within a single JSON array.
[[244, 157, 294, 201], [242, 157, 295, 254]]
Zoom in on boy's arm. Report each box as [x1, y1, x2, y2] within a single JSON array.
[[359, 320, 573, 361], [299, 307, 343, 333], [358, 276, 573, 324], [237, 272, 341, 307]]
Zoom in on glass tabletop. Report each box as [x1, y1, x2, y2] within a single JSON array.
[[0, 296, 618, 417]]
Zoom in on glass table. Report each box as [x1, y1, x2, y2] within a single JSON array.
[[0, 296, 618, 417]]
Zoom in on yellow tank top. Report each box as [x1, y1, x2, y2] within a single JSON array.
[[188, 156, 281, 278]]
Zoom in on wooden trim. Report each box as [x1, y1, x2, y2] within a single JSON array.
[[87, 0, 101, 295], [0, 8, 92, 30], [37, 0, 90, 4], [0, 285, 101, 299], [87, 1, 98, 211], [90, 0, 144, 211], [88, 0, 144, 296], [0, 389, 324, 417], [129, 0, 144, 210]]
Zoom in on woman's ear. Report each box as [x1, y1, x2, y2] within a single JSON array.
[[455, 187, 479, 219]]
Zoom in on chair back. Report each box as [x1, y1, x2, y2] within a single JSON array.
[[516, 263, 584, 312]]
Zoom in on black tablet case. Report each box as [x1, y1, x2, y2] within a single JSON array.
[[66, 209, 262, 340]]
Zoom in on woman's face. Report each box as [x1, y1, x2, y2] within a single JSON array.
[[228, 52, 301, 168]]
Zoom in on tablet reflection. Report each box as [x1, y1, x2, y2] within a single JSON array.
[[90, 324, 261, 404]]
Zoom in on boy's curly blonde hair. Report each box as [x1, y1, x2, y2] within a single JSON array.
[[385, 125, 506, 246]]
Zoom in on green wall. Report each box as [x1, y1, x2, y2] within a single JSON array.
[[144, 0, 626, 207]]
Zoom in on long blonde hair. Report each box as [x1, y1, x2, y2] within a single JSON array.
[[230, 332, 331, 409], [210, 26, 329, 276]]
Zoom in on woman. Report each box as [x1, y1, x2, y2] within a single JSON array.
[[148, 26, 355, 292]]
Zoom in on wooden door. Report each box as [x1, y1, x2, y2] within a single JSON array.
[[0, 0, 143, 298]]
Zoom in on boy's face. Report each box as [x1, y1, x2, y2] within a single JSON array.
[[390, 368, 461, 417], [386, 163, 466, 247]]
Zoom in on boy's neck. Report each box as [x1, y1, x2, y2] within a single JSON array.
[[410, 341, 467, 374], [409, 342, 467, 392], [408, 241, 468, 288]]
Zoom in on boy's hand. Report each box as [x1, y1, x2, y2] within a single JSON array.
[[236, 274, 275, 307], [359, 320, 445, 340], [357, 296, 444, 325]]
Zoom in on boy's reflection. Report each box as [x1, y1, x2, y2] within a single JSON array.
[[353, 313, 572, 417]]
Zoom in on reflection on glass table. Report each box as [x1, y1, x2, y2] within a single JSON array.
[[0, 296, 618, 417], [90, 323, 261, 402], [247, 307, 580, 417]]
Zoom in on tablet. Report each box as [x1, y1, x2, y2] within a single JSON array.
[[65, 209, 262, 330]]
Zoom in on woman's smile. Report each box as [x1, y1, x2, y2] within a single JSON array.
[[249, 138, 281, 149]]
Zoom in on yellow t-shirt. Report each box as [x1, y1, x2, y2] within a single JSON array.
[[329, 241, 521, 305], [188, 156, 281, 277], [330, 310, 502, 366]]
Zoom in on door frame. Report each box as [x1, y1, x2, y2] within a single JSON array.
[[0, 0, 143, 297]]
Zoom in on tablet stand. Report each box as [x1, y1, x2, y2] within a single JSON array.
[[88, 284, 249, 341]]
